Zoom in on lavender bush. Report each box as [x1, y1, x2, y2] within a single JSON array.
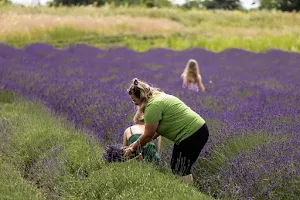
[[0, 43, 299, 199], [102, 144, 124, 163]]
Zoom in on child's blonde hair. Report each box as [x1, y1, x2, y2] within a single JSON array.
[[127, 78, 161, 123], [181, 59, 200, 78]]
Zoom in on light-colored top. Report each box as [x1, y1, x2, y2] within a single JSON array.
[[144, 93, 205, 143], [182, 76, 200, 92], [186, 83, 199, 92]]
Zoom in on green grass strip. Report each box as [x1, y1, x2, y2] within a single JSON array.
[[0, 158, 43, 200], [2, 27, 300, 52]]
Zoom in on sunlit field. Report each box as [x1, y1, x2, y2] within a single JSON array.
[[1, 6, 300, 51], [1, 4, 300, 200]]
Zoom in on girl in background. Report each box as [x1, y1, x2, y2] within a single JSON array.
[[181, 59, 205, 92]]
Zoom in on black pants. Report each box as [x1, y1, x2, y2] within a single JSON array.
[[171, 124, 209, 176]]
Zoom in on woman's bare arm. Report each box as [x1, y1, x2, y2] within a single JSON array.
[[156, 136, 161, 153]]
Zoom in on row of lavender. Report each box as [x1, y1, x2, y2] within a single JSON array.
[[0, 43, 299, 199]]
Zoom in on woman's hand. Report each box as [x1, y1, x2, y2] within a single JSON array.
[[123, 146, 134, 157], [135, 153, 143, 161]]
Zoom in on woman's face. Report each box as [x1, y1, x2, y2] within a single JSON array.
[[130, 94, 142, 106]]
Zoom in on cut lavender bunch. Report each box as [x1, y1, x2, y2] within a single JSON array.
[[102, 144, 124, 163]]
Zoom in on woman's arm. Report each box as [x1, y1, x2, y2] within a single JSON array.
[[156, 136, 161, 153]]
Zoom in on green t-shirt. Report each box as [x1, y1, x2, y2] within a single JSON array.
[[144, 93, 205, 143]]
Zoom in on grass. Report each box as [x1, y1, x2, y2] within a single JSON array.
[[0, 90, 212, 200], [3, 28, 300, 52], [1, 6, 300, 52], [0, 158, 43, 200]]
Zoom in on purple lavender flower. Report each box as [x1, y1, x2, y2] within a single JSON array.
[[1, 43, 300, 199], [102, 144, 124, 162]]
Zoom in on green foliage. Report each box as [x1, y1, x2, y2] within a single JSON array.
[[0, 90, 15, 103], [180, 0, 202, 9], [50, 0, 172, 7], [199, 133, 271, 174], [260, 0, 277, 10], [201, 0, 242, 10], [180, 0, 243, 10], [0, 0, 11, 7], [5, 30, 300, 53], [260, 0, 300, 11], [50, 0, 102, 6], [0, 159, 43, 200]]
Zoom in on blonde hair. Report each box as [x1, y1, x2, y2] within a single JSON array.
[[181, 59, 200, 79], [127, 78, 161, 123]]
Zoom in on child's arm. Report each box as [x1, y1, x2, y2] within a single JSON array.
[[182, 75, 188, 87], [197, 75, 206, 92]]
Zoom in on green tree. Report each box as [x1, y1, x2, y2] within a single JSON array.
[[50, 0, 104, 6], [50, 0, 171, 7], [260, 0, 300, 11], [201, 0, 242, 10], [181, 0, 202, 9], [0, 0, 11, 5]]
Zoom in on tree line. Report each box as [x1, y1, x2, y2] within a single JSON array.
[[260, 0, 300, 11], [4, 0, 299, 11]]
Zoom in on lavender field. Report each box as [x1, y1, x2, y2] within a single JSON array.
[[0, 43, 299, 199]]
